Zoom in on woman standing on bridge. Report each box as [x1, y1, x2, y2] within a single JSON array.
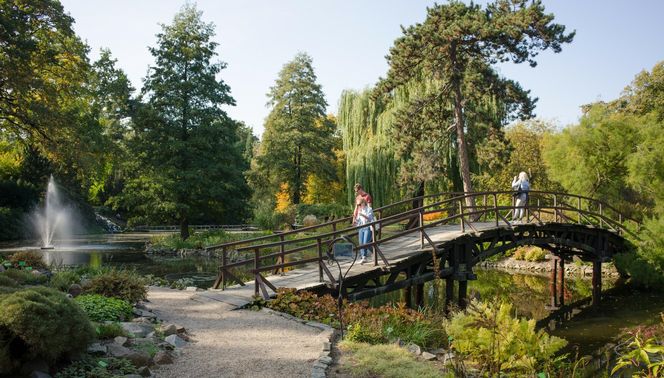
[[356, 198, 374, 264], [512, 171, 530, 224]]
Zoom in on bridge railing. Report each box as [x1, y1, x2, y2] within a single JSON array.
[[210, 190, 638, 296]]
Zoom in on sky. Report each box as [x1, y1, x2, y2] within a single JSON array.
[[60, 0, 664, 136]]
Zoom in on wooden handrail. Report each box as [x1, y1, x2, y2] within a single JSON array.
[[213, 190, 639, 290]]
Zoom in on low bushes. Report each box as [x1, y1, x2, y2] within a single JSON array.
[[8, 250, 46, 269], [2, 269, 48, 285], [266, 288, 445, 348], [85, 269, 147, 303], [513, 247, 548, 262], [0, 287, 94, 373], [49, 270, 82, 292], [94, 322, 127, 339], [75, 294, 133, 322], [54, 356, 138, 378]]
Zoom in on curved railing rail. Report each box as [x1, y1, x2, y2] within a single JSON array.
[[210, 191, 639, 295]]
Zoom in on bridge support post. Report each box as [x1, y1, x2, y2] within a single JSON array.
[[592, 260, 602, 306], [558, 257, 565, 306], [458, 280, 468, 309], [415, 283, 424, 309], [404, 285, 412, 308], [550, 256, 558, 308]]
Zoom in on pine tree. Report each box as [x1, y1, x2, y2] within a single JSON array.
[[253, 53, 334, 205], [379, 0, 574, 208]]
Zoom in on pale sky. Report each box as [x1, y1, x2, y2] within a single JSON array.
[[61, 0, 664, 136]]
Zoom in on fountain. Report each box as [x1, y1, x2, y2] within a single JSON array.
[[32, 176, 72, 249]]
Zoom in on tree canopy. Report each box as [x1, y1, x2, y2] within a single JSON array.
[[123, 4, 249, 239], [379, 0, 574, 207], [252, 53, 335, 205]]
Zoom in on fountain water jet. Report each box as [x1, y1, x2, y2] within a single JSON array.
[[32, 176, 72, 249]]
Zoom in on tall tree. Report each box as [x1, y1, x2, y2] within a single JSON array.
[[253, 53, 334, 205], [379, 0, 574, 208], [132, 4, 248, 239]]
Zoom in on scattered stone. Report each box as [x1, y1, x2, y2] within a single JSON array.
[[161, 323, 178, 336], [137, 366, 151, 377], [322, 341, 331, 351], [87, 343, 107, 355], [132, 337, 156, 347], [439, 351, 456, 364], [107, 344, 150, 367], [146, 332, 156, 338], [153, 351, 174, 365], [185, 286, 198, 291], [312, 367, 326, 378], [132, 308, 156, 319], [319, 356, 333, 365], [429, 348, 446, 355], [131, 317, 154, 324], [114, 336, 129, 346], [406, 343, 421, 355], [120, 322, 154, 338], [175, 324, 186, 333], [67, 284, 82, 297], [421, 351, 436, 361], [165, 334, 187, 348], [123, 375, 142, 378]]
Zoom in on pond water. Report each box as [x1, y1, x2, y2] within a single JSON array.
[[0, 233, 221, 287], [369, 269, 664, 354], [2, 234, 663, 354]]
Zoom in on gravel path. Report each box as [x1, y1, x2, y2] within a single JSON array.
[[146, 287, 328, 378]]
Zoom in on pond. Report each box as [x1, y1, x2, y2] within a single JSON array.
[[369, 268, 664, 355], [0, 233, 221, 288]]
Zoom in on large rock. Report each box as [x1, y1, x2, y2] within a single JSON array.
[[67, 284, 82, 297], [153, 351, 174, 365], [87, 343, 107, 355], [406, 343, 421, 355], [421, 351, 436, 361], [120, 322, 154, 338], [107, 344, 150, 367], [137, 366, 151, 377], [164, 334, 187, 348], [132, 308, 156, 319]]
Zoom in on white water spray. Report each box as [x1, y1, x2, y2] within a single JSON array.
[[33, 176, 72, 248]]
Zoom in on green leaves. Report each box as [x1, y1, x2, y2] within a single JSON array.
[[611, 331, 664, 377]]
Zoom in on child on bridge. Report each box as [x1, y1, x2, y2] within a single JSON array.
[[356, 197, 374, 264]]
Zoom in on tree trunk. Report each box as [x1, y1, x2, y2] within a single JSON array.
[[449, 43, 475, 211], [180, 216, 190, 240], [406, 181, 425, 229]]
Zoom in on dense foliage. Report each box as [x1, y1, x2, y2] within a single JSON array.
[[85, 269, 147, 303], [445, 300, 567, 375], [75, 294, 133, 322], [0, 287, 95, 373]]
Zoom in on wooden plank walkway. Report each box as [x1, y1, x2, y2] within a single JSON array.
[[197, 222, 502, 308]]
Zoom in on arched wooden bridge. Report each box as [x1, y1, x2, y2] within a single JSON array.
[[206, 191, 637, 309]]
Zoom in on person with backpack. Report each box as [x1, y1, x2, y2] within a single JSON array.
[[512, 172, 530, 224]]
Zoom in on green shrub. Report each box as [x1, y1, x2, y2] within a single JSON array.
[[50, 270, 82, 292], [2, 269, 48, 285], [94, 322, 127, 339], [55, 356, 137, 378], [444, 300, 567, 375], [346, 323, 384, 344], [524, 247, 547, 262], [0, 287, 95, 373], [0, 274, 17, 287], [85, 269, 147, 303], [75, 294, 133, 322], [8, 250, 46, 269]]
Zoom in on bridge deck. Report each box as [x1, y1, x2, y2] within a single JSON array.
[[198, 222, 500, 308]]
